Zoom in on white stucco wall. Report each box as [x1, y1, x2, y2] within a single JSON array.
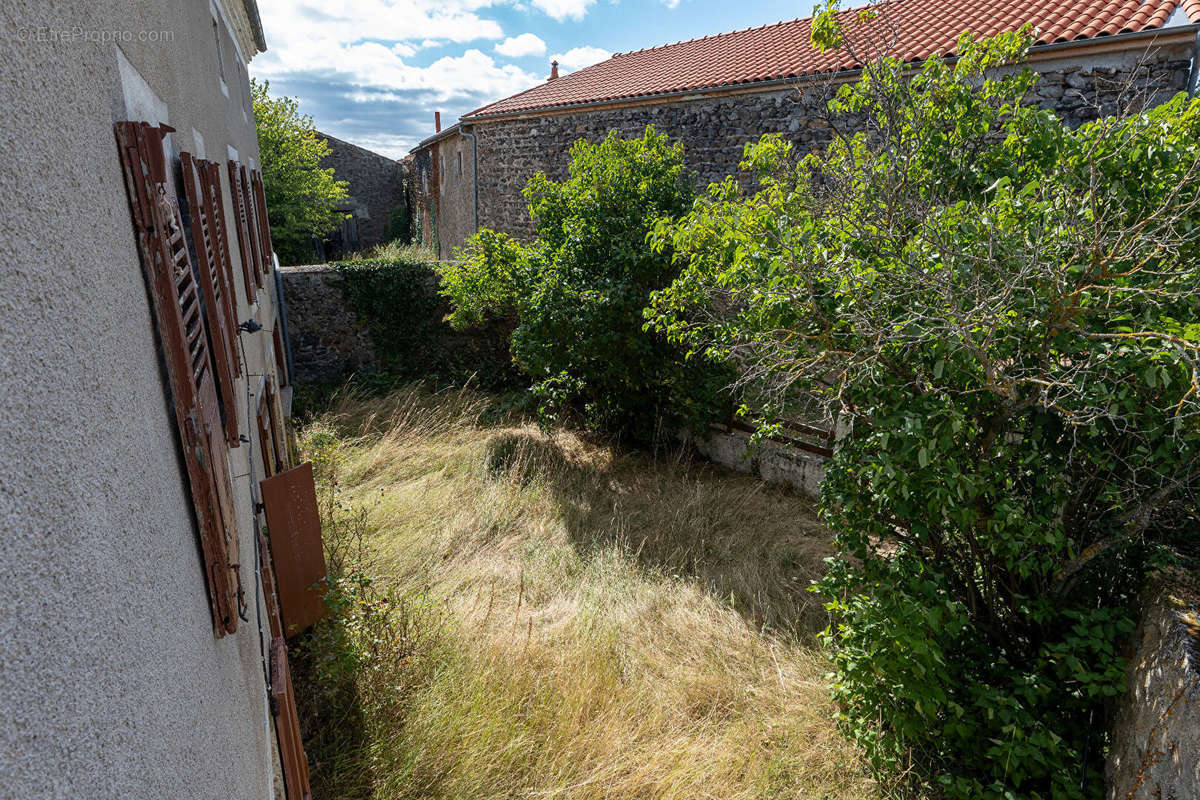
[[0, 1, 287, 797]]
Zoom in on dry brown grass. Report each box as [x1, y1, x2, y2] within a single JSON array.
[[297, 384, 879, 800]]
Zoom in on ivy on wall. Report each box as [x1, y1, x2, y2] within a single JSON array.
[[332, 257, 520, 392]]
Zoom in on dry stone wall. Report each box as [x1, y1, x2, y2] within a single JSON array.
[[470, 46, 1192, 244], [278, 266, 377, 384]]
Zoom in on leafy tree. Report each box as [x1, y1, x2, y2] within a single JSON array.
[[252, 79, 349, 265], [441, 127, 731, 441], [649, 29, 1200, 799]]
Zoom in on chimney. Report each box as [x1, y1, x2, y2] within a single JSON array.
[[434, 111, 441, 132], [549, 60, 559, 81]]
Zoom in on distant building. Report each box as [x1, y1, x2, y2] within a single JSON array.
[[412, 0, 1200, 255], [316, 132, 410, 259], [1, 1, 315, 798]]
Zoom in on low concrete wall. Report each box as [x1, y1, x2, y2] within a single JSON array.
[[1107, 586, 1200, 799], [690, 426, 827, 499], [279, 266, 377, 384]]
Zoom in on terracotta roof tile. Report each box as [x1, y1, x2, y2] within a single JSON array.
[[464, 0, 1199, 119]]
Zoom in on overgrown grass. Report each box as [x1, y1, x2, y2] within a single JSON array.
[[343, 239, 438, 262], [293, 384, 881, 800]]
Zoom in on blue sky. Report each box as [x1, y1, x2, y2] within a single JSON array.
[[251, 0, 816, 158]]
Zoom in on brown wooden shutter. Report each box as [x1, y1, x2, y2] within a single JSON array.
[[256, 379, 289, 480], [238, 163, 264, 279], [228, 161, 261, 298], [251, 169, 274, 271], [181, 152, 240, 447], [273, 324, 289, 388], [201, 160, 243, 322], [259, 531, 313, 800], [256, 392, 278, 480], [265, 379, 288, 472], [115, 121, 244, 636]]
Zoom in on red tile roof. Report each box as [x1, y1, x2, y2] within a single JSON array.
[[464, 0, 1200, 119]]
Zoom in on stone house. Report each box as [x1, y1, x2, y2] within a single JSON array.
[[316, 132, 410, 259], [1, 1, 317, 798], [412, 0, 1200, 255]]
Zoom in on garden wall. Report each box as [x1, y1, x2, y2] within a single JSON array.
[[279, 265, 378, 385], [279, 262, 516, 389]]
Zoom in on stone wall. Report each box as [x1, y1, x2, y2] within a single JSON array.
[[320, 133, 408, 253], [465, 45, 1192, 245], [279, 266, 377, 384], [1107, 585, 1200, 799], [689, 427, 827, 499], [280, 262, 518, 389], [433, 133, 475, 259]]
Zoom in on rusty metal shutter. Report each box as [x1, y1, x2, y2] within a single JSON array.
[[115, 121, 243, 636], [260, 462, 327, 637], [228, 161, 261, 298], [181, 152, 240, 447], [250, 169, 274, 271], [259, 531, 313, 800]]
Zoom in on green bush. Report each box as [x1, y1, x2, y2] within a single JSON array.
[[441, 127, 732, 442], [649, 29, 1200, 799], [252, 79, 349, 265]]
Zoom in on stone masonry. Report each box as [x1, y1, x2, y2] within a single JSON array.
[[462, 46, 1192, 246], [319, 132, 409, 253], [278, 266, 377, 384]]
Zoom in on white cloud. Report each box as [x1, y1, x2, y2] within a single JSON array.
[[530, 0, 595, 22], [252, 0, 538, 105], [255, 0, 506, 69], [661, 0, 681, 7], [495, 33, 547, 58], [550, 45, 612, 71]]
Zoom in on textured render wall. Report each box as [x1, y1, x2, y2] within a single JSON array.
[[469, 45, 1193, 241], [279, 267, 378, 383], [0, 1, 287, 798], [320, 133, 407, 251], [432, 134, 476, 257], [1107, 587, 1200, 800]]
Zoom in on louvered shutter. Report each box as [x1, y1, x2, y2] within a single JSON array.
[[115, 121, 243, 636], [228, 161, 261, 298], [201, 160, 243, 323], [256, 391, 278, 480], [250, 169, 275, 271], [264, 379, 288, 473], [181, 152, 240, 447], [237, 163, 264, 280]]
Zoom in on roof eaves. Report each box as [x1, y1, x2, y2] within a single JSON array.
[[462, 21, 1200, 123], [242, 0, 267, 52], [413, 123, 462, 152]]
